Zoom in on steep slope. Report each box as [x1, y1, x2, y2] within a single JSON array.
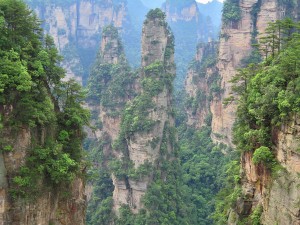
[[185, 41, 219, 128], [0, 1, 88, 224], [225, 22, 300, 224], [181, 0, 300, 224], [103, 9, 192, 224], [210, 0, 281, 146], [112, 8, 176, 213], [162, 0, 214, 88], [85, 25, 137, 224], [25, 0, 145, 84], [201, 0, 300, 223]]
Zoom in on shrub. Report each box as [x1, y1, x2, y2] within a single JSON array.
[[252, 146, 275, 167]]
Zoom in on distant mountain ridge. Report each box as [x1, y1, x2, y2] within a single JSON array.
[[140, 0, 165, 8], [197, 0, 223, 30], [25, 0, 222, 89]]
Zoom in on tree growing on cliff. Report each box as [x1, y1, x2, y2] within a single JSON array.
[[0, 0, 89, 199]]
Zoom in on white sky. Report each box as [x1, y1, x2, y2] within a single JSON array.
[[196, 0, 224, 4]]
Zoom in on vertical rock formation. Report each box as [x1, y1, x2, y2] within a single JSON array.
[[211, 0, 280, 146], [162, 0, 213, 88], [185, 42, 218, 128], [111, 9, 176, 214], [206, 0, 300, 224], [163, 0, 200, 23], [0, 128, 86, 224], [262, 116, 300, 224], [87, 25, 135, 156], [26, 0, 140, 84], [85, 25, 137, 224], [0, 1, 89, 222], [0, 1, 87, 222], [87, 11, 189, 224], [228, 90, 300, 224]]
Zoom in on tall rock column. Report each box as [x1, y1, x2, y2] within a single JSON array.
[[28, 0, 130, 83], [86, 25, 138, 224], [211, 0, 280, 146], [87, 25, 133, 147], [185, 42, 218, 128], [162, 0, 212, 89], [111, 9, 176, 214]]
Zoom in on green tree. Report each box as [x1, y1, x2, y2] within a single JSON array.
[[0, 0, 89, 199]]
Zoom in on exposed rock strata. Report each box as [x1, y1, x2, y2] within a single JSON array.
[[112, 11, 176, 214], [185, 42, 218, 128], [0, 127, 85, 225], [29, 0, 129, 83], [210, 0, 300, 224], [211, 0, 280, 146], [229, 116, 300, 225], [163, 1, 200, 22]]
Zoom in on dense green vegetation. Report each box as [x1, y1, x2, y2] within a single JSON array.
[[87, 10, 203, 224], [178, 41, 236, 224], [146, 8, 166, 20], [0, 0, 89, 198], [232, 19, 300, 154], [87, 26, 136, 111], [178, 126, 237, 224], [85, 138, 115, 224], [222, 0, 241, 24], [86, 25, 137, 224], [215, 18, 300, 223]]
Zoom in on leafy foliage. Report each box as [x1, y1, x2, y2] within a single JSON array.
[[252, 146, 275, 168], [101, 13, 196, 224], [146, 8, 166, 20], [87, 25, 136, 111], [219, 18, 300, 223], [222, 0, 241, 24], [86, 26, 137, 224], [179, 125, 238, 224], [0, 0, 89, 199], [232, 19, 300, 155], [212, 159, 241, 224], [250, 205, 263, 225]]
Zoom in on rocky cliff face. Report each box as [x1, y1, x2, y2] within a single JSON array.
[[262, 116, 300, 224], [0, 120, 85, 225], [185, 42, 218, 128], [112, 10, 176, 214], [87, 25, 135, 158], [207, 0, 300, 224], [27, 0, 131, 84], [163, 0, 200, 22], [85, 25, 137, 223], [162, 0, 214, 89], [228, 116, 300, 225], [211, 0, 280, 146]]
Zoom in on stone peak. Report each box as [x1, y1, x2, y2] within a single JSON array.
[[100, 25, 125, 64], [142, 9, 174, 67], [145, 8, 166, 21]]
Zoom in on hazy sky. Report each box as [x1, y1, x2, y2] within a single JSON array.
[[141, 0, 224, 9], [196, 0, 223, 4]]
